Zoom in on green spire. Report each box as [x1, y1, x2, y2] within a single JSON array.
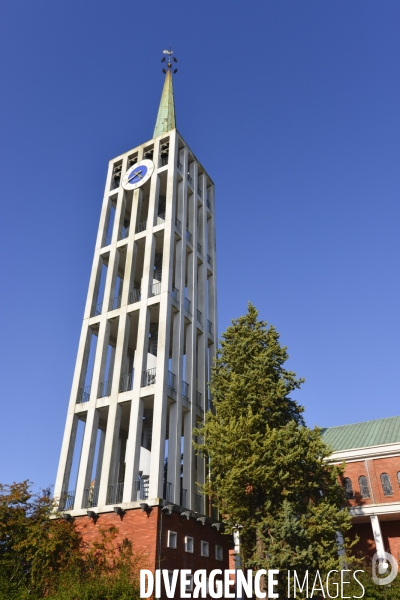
[[153, 68, 176, 138]]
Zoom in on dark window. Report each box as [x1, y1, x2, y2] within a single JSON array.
[[397, 472, 400, 487], [381, 473, 393, 496], [358, 475, 370, 498], [343, 477, 354, 499]]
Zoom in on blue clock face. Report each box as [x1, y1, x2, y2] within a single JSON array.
[[122, 159, 154, 190], [127, 165, 148, 185]]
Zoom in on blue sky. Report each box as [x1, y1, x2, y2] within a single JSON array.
[[0, 1, 399, 490]]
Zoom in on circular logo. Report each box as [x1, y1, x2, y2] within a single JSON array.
[[372, 552, 398, 585]]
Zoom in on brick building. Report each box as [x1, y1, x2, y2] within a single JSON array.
[[73, 502, 232, 592], [323, 415, 400, 561]]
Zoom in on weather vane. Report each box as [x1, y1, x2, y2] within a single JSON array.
[[161, 47, 178, 74]]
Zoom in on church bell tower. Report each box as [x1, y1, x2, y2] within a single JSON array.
[[54, 50, 218, 519]]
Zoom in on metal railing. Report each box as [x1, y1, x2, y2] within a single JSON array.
[[152, 282, 161, 296], [184, 297, 192, 314], [197, 309, 202, 324], [163, 481, 172, 501], [128, 288, 141, 304], [197, 242, 202, 255], [77, 384, 91, 403], [207, 254, 212, 266], [197, 187, 202, 197], [182, 380, 190, 400], [171, 287, 179, 302], [102, 234, 112, 247], [196, 391, 203, 410], [175, 217, 181, 232], [136, 220, 147, 233], [58, 490, 75, 511], [180, 488, 187, 508], [90, 302, 102, 317], [195, 494, 202, 514], [119, 371, 134, 392], [206, 199, 211, 210], [107, 482, 124, 504], [109, 295, 121, 311], [119, 226, 129, 240], [98, 379, 112, 398], [186, 230, 192, 244], [177, 161, 182, 170], [168, 370, 176, 391], [207, 320, 213, 335], [83, 486, 99, 508], [187, 174, 193, 185], [134, 478, 149, 501], [142, 368, 156, 387], [154, 213, 165, 226]]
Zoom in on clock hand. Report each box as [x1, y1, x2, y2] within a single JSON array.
[[128, 169, 143, 182]]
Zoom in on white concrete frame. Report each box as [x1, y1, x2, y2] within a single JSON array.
[[54, 129, 217, 515]]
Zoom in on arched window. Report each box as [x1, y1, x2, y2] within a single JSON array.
[[381, 473, 393, 496], [358, 475, 370, 498], [343, 477, 354, 499]]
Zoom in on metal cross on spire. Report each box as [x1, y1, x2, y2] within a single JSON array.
[[154, 48, 177, 137], [161, 47, 178, 74]]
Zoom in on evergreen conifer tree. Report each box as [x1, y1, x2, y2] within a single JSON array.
[[195, 303, 354, 591]]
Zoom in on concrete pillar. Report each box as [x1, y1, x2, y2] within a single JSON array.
[[148, 296, 172, 499], [167, 312, 183, 503], [371, 515, 386, 559], [182, 409, 193, 507]]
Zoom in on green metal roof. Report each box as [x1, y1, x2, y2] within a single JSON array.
[[321, 416, 400, 451], [154, 69, 176, 138]]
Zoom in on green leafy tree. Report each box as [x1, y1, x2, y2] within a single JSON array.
[[0, 481, 142, 600], [195, 303, 355, 593], [0, 481, 83, 599]]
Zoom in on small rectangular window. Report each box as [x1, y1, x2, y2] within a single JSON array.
[[215, 545, 223, 561], [167, 531, 177, 549], [185, 536, 194, 553], [201, 540, 209, 557]]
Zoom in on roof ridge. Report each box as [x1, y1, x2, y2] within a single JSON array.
[[323, 415, 400, 431]]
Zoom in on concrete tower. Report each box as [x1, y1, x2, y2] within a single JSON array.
[[54, 51, 217, 519]]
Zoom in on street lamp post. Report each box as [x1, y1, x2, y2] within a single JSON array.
[[233, 525, 243, 600]]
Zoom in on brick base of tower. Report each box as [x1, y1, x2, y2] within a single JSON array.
[[73, 504, 233, 582]]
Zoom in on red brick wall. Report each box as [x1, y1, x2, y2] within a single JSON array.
[[74, 505, 159, 571], [381, 520, 400, 562], [350, 522, 376, 559], [73, 506, 232, 577], [337, 456, 400, 507]]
